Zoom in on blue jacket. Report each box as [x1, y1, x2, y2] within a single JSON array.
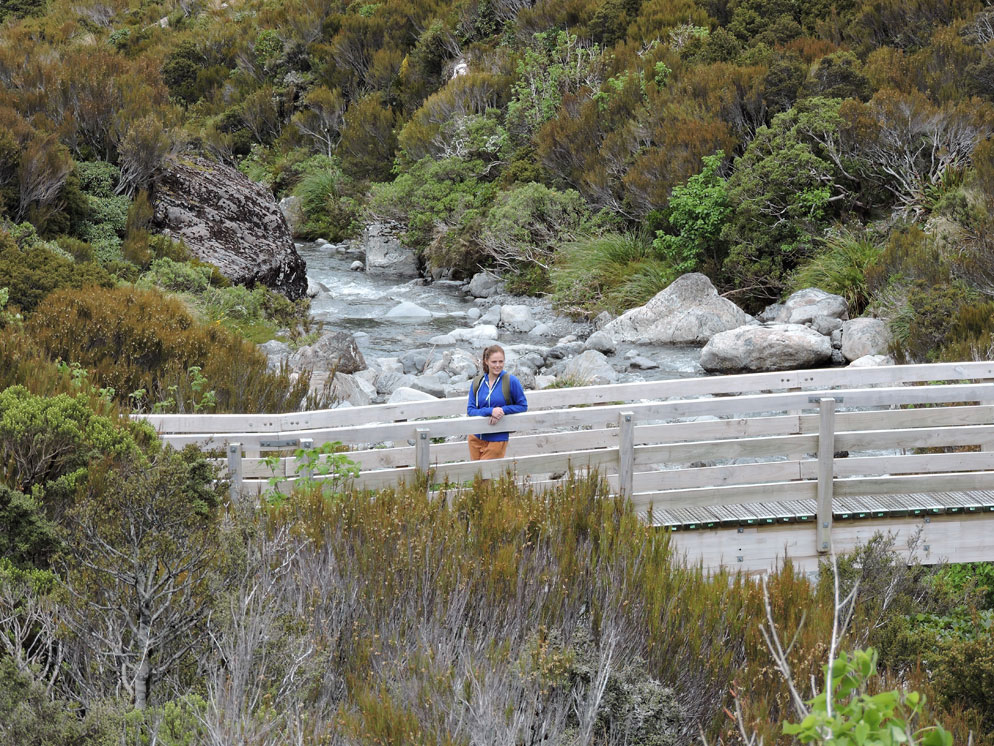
[[467, 371, 528, 442]]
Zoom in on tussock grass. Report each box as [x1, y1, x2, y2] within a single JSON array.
[[790, 229, 882, 315], [551, 232, 676, 318]]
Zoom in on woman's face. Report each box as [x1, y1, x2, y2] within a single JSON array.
[[486, 351, 505, 376]]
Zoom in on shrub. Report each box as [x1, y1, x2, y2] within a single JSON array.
[[26, 285, 313, 413], [478, 182, 592, 281], [0, 384, 147, 520], [652, 150, 730, 276], [368, 154, 495, 262], [889, 281, 977, 363], [0, 229, 114, 313], [933, 633, 994, 731]]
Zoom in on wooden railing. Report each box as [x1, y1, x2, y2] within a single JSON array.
[[140, 362, 994, 556]]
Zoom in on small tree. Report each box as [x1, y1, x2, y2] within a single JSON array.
[[653, 150, 730, 275], [59, 447, 225, 709]]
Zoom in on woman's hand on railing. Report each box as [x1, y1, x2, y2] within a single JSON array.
[[489, 407, 504, 425]]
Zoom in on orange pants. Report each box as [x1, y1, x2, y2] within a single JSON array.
[[468, 435, 509, 461]]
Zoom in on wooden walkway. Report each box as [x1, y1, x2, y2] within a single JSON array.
[[139, 361, 994, 573]]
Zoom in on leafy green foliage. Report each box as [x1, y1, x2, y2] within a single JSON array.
[[292, 156, 362, 241], [0, 384, 147, 522], [721, 98, 858, 309], [0, 228, 113, 313], [784, 648, 951, 746], [0, 485, 59, 568], [653, 151, 730, 275]]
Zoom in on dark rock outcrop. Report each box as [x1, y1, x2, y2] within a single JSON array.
[[151, 157, 307, 299]]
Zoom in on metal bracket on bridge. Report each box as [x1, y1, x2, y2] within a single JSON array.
[[260, 438, 300, 448], [809, 396, 843, 404]]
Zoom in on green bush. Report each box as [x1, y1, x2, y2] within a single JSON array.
[[0, 229, 114, 313], [890, 282, 977, 363], [139, 257, 213, 294], [653, 150, 730, 276], [0, 485, 59, 568], [73, 160, 120, 198], [26, 285, 314, 413], [0, 384, 147, 520], [368, 154, 495, 263], [139, 258, 308, 341], [478, 182, 592, 282], [933, 633, 994, 731]]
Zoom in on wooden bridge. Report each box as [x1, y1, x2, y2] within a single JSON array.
[[140, 361, 994, 573]]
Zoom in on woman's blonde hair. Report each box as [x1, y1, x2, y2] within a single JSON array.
[[481, 344, 505, 375]]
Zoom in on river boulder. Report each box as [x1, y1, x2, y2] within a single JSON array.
[[700, 324, 832, 373], [841, 318, 891, 361], [604, 273, 753, 345], [387, 387, 438, 403], [775, 288, 849, 325], [328, 372, 375, 407], [468, 272, 501, 298], [584, 330, 617, 353], [385, 301, 433, 319], [362, 221, 420, 277], [848, 354, 895, 367], [290, 330, 366, 374], [500, 304, 536, 332], [151, 157, 307, 299], [561, 349, 619, 384]]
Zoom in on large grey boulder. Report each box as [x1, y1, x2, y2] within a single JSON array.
[[468, 272, 501, 298], [151, 157, 307, 299], [849, 354, 895, 368], [426, 348, 478, 380], [450, 325, 498, 343], [374, 371, 416, 395], [399, 347, 442, 375], [387, 387, 438, 404], [500, 304, 536, 333], [776, 288, 849, 325], [259, 339, 291, 370], [328, 373, 374, 407], [278, 195, 304, 236], [700, 324, 832, 373], [561, 349, 618, 384], [584, 330, 617, 353], [362, 221, 419, 277], [290, 331, 366, 374], [410, 373, 447, 398], [841, 318, 891, 361], [604, 273, 752, 345]]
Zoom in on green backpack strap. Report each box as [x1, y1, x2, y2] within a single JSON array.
[[473, 372, 512, 405]]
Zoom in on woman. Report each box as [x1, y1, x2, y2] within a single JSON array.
[[467, 344, 528, 460]]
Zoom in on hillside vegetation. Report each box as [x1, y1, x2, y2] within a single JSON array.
[[5, 0, 994, 742], [1, 0, 994, 357]]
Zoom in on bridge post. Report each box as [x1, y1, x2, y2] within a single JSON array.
[[619, 412, 634, 500], [816, 397, 836, 554], [227, 443, 243, 501], [298, 438, 314, 481], [415, 428, 431, 482]]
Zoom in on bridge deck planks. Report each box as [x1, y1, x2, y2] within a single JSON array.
[[651, 490, 994, 530]]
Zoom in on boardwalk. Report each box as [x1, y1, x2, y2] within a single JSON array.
[[140, 361, 994, 573]]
